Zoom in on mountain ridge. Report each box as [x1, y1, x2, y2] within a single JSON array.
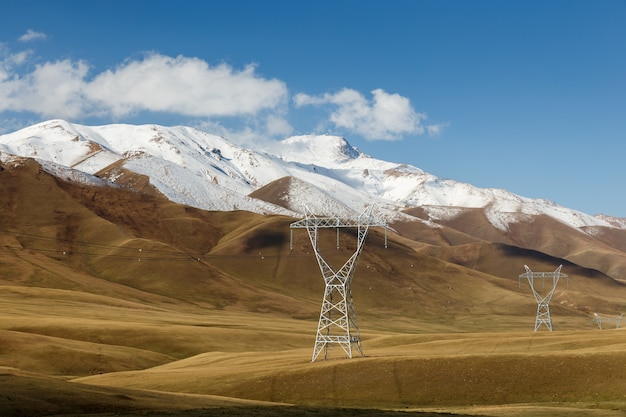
[[2, 119, 626, 283], [0, 119, 621, 226]]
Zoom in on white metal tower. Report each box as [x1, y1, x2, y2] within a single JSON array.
[[290, 206, 386, 362], [518, 265, 567, 332]]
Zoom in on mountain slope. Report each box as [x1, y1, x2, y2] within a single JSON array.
[[1, 157, 623, 325], [1, 154, 626, 416], [2, 119, 626, 283], [1, 119, 621, 228]]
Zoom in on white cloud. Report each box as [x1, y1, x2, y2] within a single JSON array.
[[294, 88, 426, 141], [265, 114, 293, 137], [19, 30, 47, 42], [0, 59, 90, 118], [195, 112, 293, 148], [0, 51, 289, 122], [0, 50, 31, 70], [0, 45, 32, 77], [85, 55, 288, 118], [0, 46, 437, 144], [426, 122, 449, 136]]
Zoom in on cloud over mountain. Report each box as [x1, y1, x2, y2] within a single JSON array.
[[294, 88, 429, 140], [85, 56, 288, 119], [0, 45, 431, 143], [0, 53, 288, 121]]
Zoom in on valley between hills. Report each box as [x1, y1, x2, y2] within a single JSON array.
[[1, 158, 625, 417]]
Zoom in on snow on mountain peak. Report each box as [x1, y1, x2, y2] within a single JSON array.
[[270, 134, 362, 167], [0, 119, 622, 232]]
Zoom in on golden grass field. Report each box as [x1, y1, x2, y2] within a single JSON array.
[[1, 276, 625, 417], [1, 161, 625, 416]]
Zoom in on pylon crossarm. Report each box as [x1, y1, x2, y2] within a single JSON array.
[[291, 216, 380, 229], [291, 205, 386, 230]]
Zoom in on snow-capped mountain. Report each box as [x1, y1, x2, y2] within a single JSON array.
[[0, 119, 622, 234]]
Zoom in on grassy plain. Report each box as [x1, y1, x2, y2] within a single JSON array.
[[1, 282, 625, 417]]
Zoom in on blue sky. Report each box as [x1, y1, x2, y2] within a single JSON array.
[[1, 0, 625, 216]]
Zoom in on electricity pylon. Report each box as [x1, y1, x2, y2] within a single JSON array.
[[518, 265, 567, 332], [290, 206, 386, 362]]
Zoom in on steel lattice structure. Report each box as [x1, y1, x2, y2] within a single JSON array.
[[290, 206, 386, 362], [519, 265, 567, 332], [591, 312, 623, 330]]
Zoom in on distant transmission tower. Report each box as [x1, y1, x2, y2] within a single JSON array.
[[290, 206, 387, 362], [518, 265, 567, 332]]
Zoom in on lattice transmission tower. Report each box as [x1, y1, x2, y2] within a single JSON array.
[[290, 206, 387, 362], [518, 265, 567, 332]]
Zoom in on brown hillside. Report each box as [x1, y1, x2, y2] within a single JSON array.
[[1, 159, 625, 417], [429, 205, 626, 281], [248, 175, 292, 210]]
